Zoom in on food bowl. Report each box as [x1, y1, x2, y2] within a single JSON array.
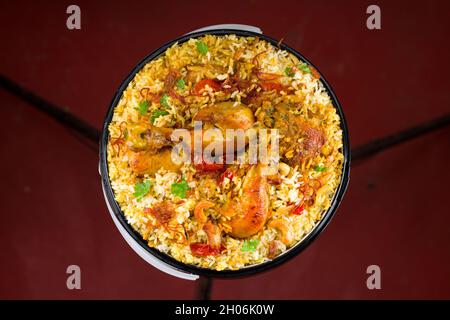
[[99, 25, 350, 280]]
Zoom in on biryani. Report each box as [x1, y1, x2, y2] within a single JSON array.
[[107, 34, 344, 270]]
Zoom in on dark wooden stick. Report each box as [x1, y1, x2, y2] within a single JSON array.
[[352, 113, 450, 161], [0, 74, 100, 143], [196, 277, 213, 300]]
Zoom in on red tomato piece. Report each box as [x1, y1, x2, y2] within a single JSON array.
[[259, 81, 284, 92], [189, 243, 224, 256], [292, 204, 305, 215], [193, 79, 221, 96], [220, 169, 234, 184]]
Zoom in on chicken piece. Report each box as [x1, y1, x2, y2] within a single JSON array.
[[273, 103, 326, 166], [125, 102, 255, 175], [128, 149, 182, 175], [220, 164, 269, 238], [194, 101, 255, 130], [301, 126, 326, 157], [192, 101, 255, 157], [126, 101, 253, 154], [126, 123, 173, 153]]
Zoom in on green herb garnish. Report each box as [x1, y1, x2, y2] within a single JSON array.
[[160, 93, 170, 108], [285, 67, 295, 77], [241, 239, 260, 252], [298, 63, 311, 74], [196, 40, 209, 55], [137, 100, 149, 115], [176, 79, 185, 90], [314, 165, 327, 172], [150, 109, 169, 124], [171, 178, 189, 199], [133, 180, 151, 201]]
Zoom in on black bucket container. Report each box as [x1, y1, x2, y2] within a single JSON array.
[[99, 25, 350, 280]]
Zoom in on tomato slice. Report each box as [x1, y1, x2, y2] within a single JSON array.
[[219, 169, 234, 184], [309, 66, 321, 79], [259, 81, 284, 92], [292, 204, 305, 215], [190, 243, 224, 256], [193, 154, 225, 172], [193, 79, 221, 96], [195, 161, 224, 172]]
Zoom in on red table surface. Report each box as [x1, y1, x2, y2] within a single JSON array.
[[0, 0, 449, 299]]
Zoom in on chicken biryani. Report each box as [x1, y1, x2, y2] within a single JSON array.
[[107, 34, 344, 270]]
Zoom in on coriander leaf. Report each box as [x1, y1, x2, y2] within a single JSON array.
[[160, 93, 170, 108], [171, 178, 189, 199], [176, 79, 185, 90], [298, 63, 311, 74], [241, 239, 260, 252], [285, 66, 295, 77], [150, 109, 169, 124], [314, 165, 327, 172], [196, 40, 209, 55], [133, 180, 151, 201], [137, 100, 149, 115]]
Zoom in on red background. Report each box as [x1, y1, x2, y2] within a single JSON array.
[[0, 0, 449, 299]]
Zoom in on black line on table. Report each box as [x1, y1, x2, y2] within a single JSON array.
[[0, 74, 100, 143], [351, 113, 450, 161]]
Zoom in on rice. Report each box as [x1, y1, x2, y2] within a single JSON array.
[[107, 34, 344, 270]]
